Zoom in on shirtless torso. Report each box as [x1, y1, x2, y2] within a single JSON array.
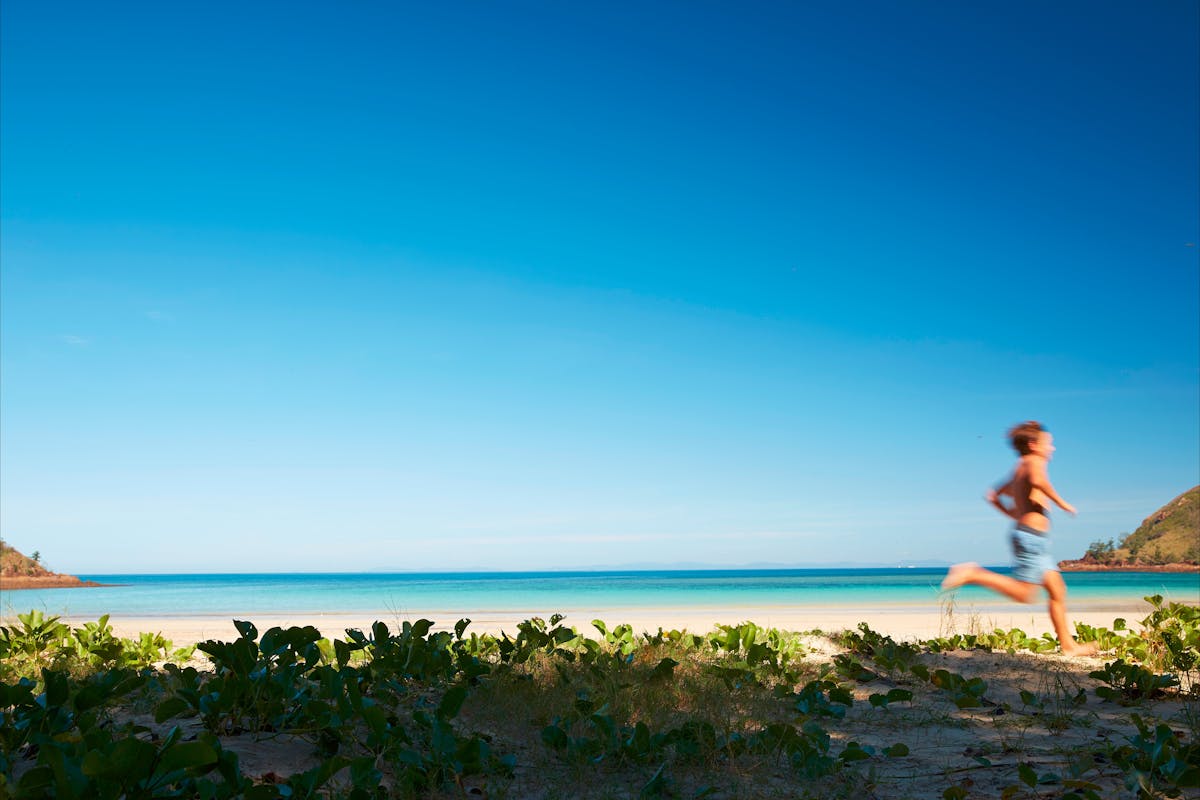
[[1007, 457, 1052, 531], [987, 432, 1075, 533]]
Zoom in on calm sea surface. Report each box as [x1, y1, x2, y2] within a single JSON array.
[[3, 569, 1196, 619]]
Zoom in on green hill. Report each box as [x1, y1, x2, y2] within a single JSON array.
[[1117, 486, 1199, 564], [1081, 486, 1199, 565]]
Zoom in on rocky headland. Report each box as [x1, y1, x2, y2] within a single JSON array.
[[1058, 486, 1199, 573], [0, 542, 107, 590]]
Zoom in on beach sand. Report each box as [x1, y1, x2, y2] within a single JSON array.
[[78, 598, 1152, 647]]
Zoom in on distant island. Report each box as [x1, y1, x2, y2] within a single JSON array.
[[0, 541, 106, 590], [1059, 486, 1199, 572]]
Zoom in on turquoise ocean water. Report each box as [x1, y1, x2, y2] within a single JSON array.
[[3, 570, 1196, 619]]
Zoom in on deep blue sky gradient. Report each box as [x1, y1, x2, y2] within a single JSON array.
[[2, 2, 1197, 571]]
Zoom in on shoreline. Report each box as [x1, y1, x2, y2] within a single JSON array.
[[1057, 561, 1198, 573], [0, 576, 114, 590]]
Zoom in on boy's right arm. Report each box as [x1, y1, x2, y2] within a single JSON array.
[[986, 476, 1019, 520]]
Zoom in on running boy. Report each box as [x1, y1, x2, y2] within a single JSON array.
[[942, 421, 1097, 656]]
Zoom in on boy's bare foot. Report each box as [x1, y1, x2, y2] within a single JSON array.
[[941, 562, 978, 591], [1059, 641, 1099, 657]]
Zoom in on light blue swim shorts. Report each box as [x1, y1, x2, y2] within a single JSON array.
[[1010, 525, 1055, 584]]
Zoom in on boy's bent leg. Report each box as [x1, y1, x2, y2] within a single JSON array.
[[1043, 570, 1098, 656], [942, 563, 1039, 603]]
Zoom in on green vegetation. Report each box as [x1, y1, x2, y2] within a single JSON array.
[[0, 611, 194, 681], [1085, 538, 1118, 564], [931, 595, 1200, 674], [1, 602, 1197, 798]]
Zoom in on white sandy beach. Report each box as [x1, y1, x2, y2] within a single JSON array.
[[75, 598, 1158, 648]]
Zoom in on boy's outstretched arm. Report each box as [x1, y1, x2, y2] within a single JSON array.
[[1027, 460, 1077, 515]]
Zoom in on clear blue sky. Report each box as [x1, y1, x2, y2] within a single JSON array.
[[2, 2, 1197, 573]]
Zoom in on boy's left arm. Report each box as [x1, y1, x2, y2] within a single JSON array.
[[1028, 460, 1077, 515]]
